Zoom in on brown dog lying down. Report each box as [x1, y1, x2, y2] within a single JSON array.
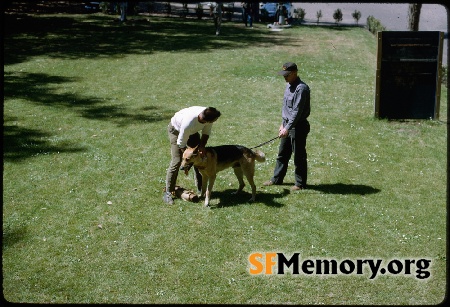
[[180, 145, 265, 207]]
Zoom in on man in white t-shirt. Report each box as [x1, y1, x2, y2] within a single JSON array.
[[164, 106, 221, 205]]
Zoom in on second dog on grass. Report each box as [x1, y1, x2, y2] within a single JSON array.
[[180, 145, 266, 207]]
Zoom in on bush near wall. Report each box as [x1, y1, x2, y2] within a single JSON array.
[[366, 15, 386, 34]]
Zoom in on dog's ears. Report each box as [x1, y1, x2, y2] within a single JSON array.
[[185, 145, 199, 156]]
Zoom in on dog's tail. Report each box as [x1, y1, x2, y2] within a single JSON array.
[[253, 150, 266, 162]]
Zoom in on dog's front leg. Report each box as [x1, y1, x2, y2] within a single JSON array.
[[200, 174, 208, 199], [204, 174, 216, 207]]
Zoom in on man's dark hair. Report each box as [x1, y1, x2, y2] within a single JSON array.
[[203, 107, 221, 122]]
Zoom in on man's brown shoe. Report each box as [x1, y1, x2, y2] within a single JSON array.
[[291, 185, 303, 191], [263, 180, 274, 186]]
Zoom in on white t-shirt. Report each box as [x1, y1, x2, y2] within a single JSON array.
[[170, 106, 213, 148]]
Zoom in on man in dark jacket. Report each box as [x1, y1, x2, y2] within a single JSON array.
[[264, 62, 311, 190]]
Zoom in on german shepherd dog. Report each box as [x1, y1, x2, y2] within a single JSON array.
[[180, 145, 266, 207]]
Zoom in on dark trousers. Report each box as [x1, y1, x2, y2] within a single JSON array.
[[166, 123, 202, 193], [213, 13, 222, 33], [271, 121, 310, 188]]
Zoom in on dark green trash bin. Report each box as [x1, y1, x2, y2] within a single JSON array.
[[375, 31, 444, 120]]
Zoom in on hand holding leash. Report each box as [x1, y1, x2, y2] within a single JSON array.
[[278, 127, 288, 138]]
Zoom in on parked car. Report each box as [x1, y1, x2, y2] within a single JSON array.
[[84, 2, 100, 11], [259, 2, 293, 23]]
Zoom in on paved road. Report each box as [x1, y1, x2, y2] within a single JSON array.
[[291, 2, 448, 65]]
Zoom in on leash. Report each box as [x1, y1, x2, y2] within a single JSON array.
[[249, 136, 279, 149]]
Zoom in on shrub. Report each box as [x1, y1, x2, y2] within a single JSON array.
[[294, 8, 306, 22], [352, 10, 362, 24], [99, 2, 109, 14], [333, 8, 343, 25], [316, 9, 322, 24], [366, 15, 386, 34]]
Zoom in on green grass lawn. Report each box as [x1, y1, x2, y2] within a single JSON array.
[[3, 11, 447, 304]]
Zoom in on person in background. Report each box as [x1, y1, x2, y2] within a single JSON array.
[[287, 4, 294, 24], [242, 1, 253, 27], [279, 5, 288, 25], [163, 106, 221, 205], [209, 2, 223, 35], [274, 3, 281, 25], [119, 1, 127, 22], [263, 62, 311, 191], [241, 2, 247, 25]]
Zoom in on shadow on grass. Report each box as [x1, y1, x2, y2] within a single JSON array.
[[4, 13, 293, 65], [3, 13, 349, 127], [4, 72, 98, 106], [4, 71, 174, 126], [2, 225, 28, 250], [5, 12, 280, 126], [209, 188, 289, 209], [79, 105, 174, 127], [307, 183, 381, 195], [3, 121, 87, 162]]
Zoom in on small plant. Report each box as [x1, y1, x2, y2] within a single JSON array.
[[352, 9, 362, 24], [316, 9, 322, 24], [294, 8, 306, 23], [99, 2, 109, 14], [333, 8, 343, 25], [366, 15, 386, 34]]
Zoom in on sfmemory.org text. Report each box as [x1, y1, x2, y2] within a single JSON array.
[[248, 253, 431, 280]]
